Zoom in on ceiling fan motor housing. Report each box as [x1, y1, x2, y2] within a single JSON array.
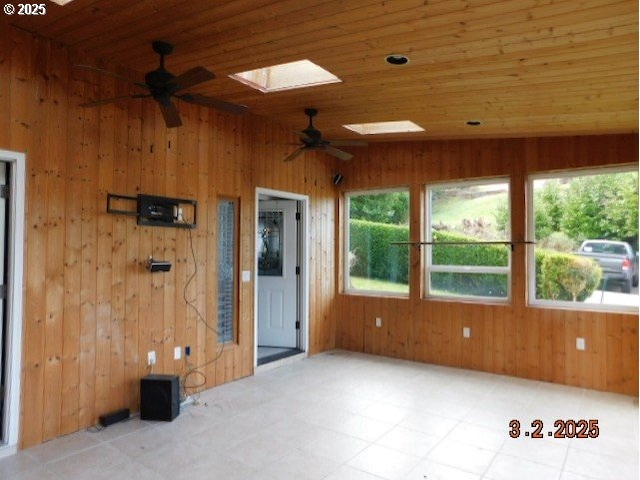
[[77, 40, 247, 127], [145, 70, 178, 106]]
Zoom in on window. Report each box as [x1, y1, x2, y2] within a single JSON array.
[[344, 189, 409, 296], [528, 167, 639, 311], [217, 198, 239, 342], [229, 59, 341, 93], [425, 179, 510, 301], [343, 121, 424, 135]]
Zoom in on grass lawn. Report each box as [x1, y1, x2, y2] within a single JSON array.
[[350, 276, 409, 294], [431, 191, 507, 228]]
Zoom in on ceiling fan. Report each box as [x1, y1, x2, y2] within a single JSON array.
[[77, 41, 248, 128], [283, 108, 367, 162]]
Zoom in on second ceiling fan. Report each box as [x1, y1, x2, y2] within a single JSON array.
[[283, 108, 367, 162]]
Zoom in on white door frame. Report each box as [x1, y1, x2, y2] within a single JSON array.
[[0, 149, 26, 456], [254, 188, 309, 368]]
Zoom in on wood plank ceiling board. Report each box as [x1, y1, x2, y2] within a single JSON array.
[[6, 0, 638, 141]]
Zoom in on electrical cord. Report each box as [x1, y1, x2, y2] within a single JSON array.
[[180, 222, 226, 400]]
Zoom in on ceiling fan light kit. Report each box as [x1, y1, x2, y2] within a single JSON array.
[[77, 41, 248, 128]]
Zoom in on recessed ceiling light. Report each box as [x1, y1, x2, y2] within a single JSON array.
[[466, 120, 482, 126], [229, 59, 341, 93], [49, 0, 75, 5], [343, 120, 424, 135], [385, 54, 410, 66]]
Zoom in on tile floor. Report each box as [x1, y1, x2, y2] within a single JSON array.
[[1, 350, 637, 480]]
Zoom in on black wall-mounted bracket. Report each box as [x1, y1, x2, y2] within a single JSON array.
[[107, 193, 197, 229]]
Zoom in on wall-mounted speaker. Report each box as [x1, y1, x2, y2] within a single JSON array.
[[332, 173, 344, 186], [140, 374, 180, 421]]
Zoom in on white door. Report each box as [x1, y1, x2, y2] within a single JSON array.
[[0, 163, 5, 439], [257, 200, 298, 348]]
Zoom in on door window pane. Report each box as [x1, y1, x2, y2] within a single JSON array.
[[258, 211, 283, 276]]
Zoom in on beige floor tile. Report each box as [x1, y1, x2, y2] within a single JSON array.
[[5, 351, 635, 480]]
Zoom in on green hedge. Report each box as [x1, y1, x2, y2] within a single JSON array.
[[431, 231, 509, 266], [535, 249, 601, 301], [348, 223, 509, 293], [349, 221, 601, 301], [349, 219, 409, 284], [431, 231, 509, 297]]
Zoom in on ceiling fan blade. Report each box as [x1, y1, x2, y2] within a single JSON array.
[[79, 94, 150, 107], [179, 94, 248, 115], [159, 101, 182, 128], [74, 64, 148, 89], [283, 148, 305, 162], [324, 146, 353, 161], [296, 131, 313, 142], [173, 67, 215, 91], [330, 140, 368, 147]]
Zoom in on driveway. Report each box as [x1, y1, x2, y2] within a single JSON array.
[[585, 287, 639, 307]]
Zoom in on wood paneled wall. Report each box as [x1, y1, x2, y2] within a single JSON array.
[[335, 135, 638, 396], [0, 26, 337, 448], [0, 24, 636, 450]]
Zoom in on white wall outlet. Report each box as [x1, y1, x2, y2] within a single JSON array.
[[147, 350, 156, 365], [463, 327, 471, 338], [576, 337, 586, 351], [375, 317, 382, 328], [174, 346, 181, 360], [242, 270, 251, 282]]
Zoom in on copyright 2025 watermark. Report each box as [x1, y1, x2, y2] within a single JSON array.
[[4, 3, 47, 15]]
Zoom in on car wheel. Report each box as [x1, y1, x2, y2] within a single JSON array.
[[633, 274, 639, 288], [622, 279, 632, 293]]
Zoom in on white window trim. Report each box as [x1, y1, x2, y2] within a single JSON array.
[[425, 177, 511, 303], [527, 166, 638, 313], [0, 150, 25, 456], [344, 187, 410, 298]]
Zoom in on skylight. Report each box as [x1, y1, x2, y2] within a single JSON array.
[[229, 60, 341, 93], [342, 120, 425, 135]]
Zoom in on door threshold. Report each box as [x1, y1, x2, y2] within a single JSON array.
[[255, 350, 306, 373], [0, 444, 17, 459], [257, 347, 304, 366]]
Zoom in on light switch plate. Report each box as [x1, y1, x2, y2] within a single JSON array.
[[242, 270, 251, 282], [463, 327, 471, 338]]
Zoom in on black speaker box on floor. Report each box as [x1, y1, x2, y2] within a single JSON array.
[[140, 374, 180, 421]]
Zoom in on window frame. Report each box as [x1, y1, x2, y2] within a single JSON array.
[[526, 165, 639, 313], [343, 187, 410, 298], [424, 177, 512, 303]]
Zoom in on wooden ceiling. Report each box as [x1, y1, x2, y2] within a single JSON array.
[[7, 0, 638, 141]]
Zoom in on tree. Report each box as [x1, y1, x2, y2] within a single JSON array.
[[493, 201, 509, 237], [350, 191, 409, 224], [535, 179, 565, 241], [562, 172, 638, 248]]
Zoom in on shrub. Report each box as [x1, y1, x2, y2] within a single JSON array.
[[349, 219, 409, 284], [538, 232, 576, 252], [349, 221, 511, 295], [431, 230, 509, 297], [432, 230, 509, 266], [536, 249, 601, 301]]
